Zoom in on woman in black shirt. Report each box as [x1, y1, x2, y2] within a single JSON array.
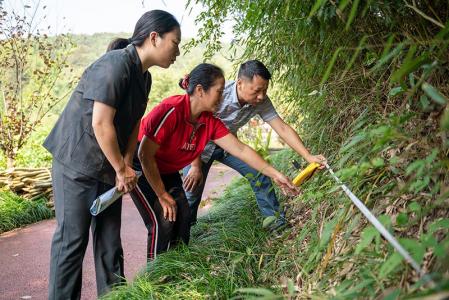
[[43, 10, 181, 299]]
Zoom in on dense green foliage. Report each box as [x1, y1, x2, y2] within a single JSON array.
[[0, 190, 53, 233], [181, 0, 449, 297]]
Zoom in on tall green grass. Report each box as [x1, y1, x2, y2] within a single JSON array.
[[0, 190, 53, 233], [105, 148, 449, 299], [104, 178, 277, 299]]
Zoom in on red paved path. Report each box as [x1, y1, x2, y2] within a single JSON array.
[[0, 165, 238, 300]]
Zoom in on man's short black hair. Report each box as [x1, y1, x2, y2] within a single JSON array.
[[237, 60, 272, 81]]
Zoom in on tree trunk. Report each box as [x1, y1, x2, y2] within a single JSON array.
[[7, 156, 15, 169]]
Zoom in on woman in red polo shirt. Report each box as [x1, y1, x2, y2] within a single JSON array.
[[129, 63, 297, 261]]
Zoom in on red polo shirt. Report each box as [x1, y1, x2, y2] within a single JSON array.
[[138, 94, 229, 174]]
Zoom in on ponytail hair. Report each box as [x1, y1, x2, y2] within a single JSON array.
[[107, 10, 179, 52], [178, 63, 224, 95], [107, 38, 130, 52]]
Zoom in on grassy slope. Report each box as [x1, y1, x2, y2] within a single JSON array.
[[104, 148, 449, 299], [104, 177, 269, 299]]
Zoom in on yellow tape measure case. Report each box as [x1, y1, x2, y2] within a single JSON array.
[[293, 162, 320, 186]]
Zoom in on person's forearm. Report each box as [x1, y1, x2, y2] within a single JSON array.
[[216, 134, 297, 195], [138, 153, 167, 197], [215, 135, 282, 179], [92, 122, 125, 173], [231, 144, 280, 179], [124, 121, 140, 166]]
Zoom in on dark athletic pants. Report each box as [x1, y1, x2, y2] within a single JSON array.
[[129, 171, 191, 261], [48, 159, 124, 300]]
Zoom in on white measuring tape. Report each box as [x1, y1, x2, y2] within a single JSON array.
[[325, 163, 435, 285]]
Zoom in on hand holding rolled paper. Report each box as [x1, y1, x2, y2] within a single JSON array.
[[90, 171, 142, 216]]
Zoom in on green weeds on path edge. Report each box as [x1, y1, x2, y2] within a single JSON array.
[[0, 190, 53, 234]]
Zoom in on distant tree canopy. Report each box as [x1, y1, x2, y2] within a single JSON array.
[[0, 27, 236, 169]]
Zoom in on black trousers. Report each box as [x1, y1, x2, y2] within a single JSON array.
[[129, 171, 191, 261], [48, 160, 124, 300]]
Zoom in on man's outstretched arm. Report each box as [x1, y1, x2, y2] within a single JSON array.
[[268, 116, 327, 167]]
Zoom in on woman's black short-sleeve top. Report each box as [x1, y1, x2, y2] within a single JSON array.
[[44, 44, 151, 185]]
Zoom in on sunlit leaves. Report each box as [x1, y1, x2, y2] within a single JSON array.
[[345, 0, 360, 30], [309, 0, 327, 18], [391, 53, 430, 83], [389, 86, 405, 97], [262, 216, 276, 229], [371, 42, 405, 72], [441, 106, 449, 130], [355, 225, 378, 254]]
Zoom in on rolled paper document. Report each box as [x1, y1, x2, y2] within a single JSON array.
[[90, 171, 142, 216]]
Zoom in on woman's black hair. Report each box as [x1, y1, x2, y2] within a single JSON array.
[[237, 60, 271, 81], [107, 10, 180, 52], [178, 63, 224, 95]]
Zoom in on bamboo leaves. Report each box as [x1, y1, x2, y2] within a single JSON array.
[[379, 252, 402, 278], [371, 42, 405, 73], [390, 52, 430, 84], [345, 0, 360, 30], [320, 47, 342, 85], [309, 0, 328, 18], [421, 83, 448, 106], [337, 0, 351, 12], [341, 35, 368, 78], [420, 83, 448, 130], [441, 106, 449, 130], [355, 225, 378, 254]]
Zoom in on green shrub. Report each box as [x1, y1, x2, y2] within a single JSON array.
[[0, 120, 53, 169], [0, 190, 53, 233]]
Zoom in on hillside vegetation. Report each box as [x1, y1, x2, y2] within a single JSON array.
[[105, 1, 449, 299]]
